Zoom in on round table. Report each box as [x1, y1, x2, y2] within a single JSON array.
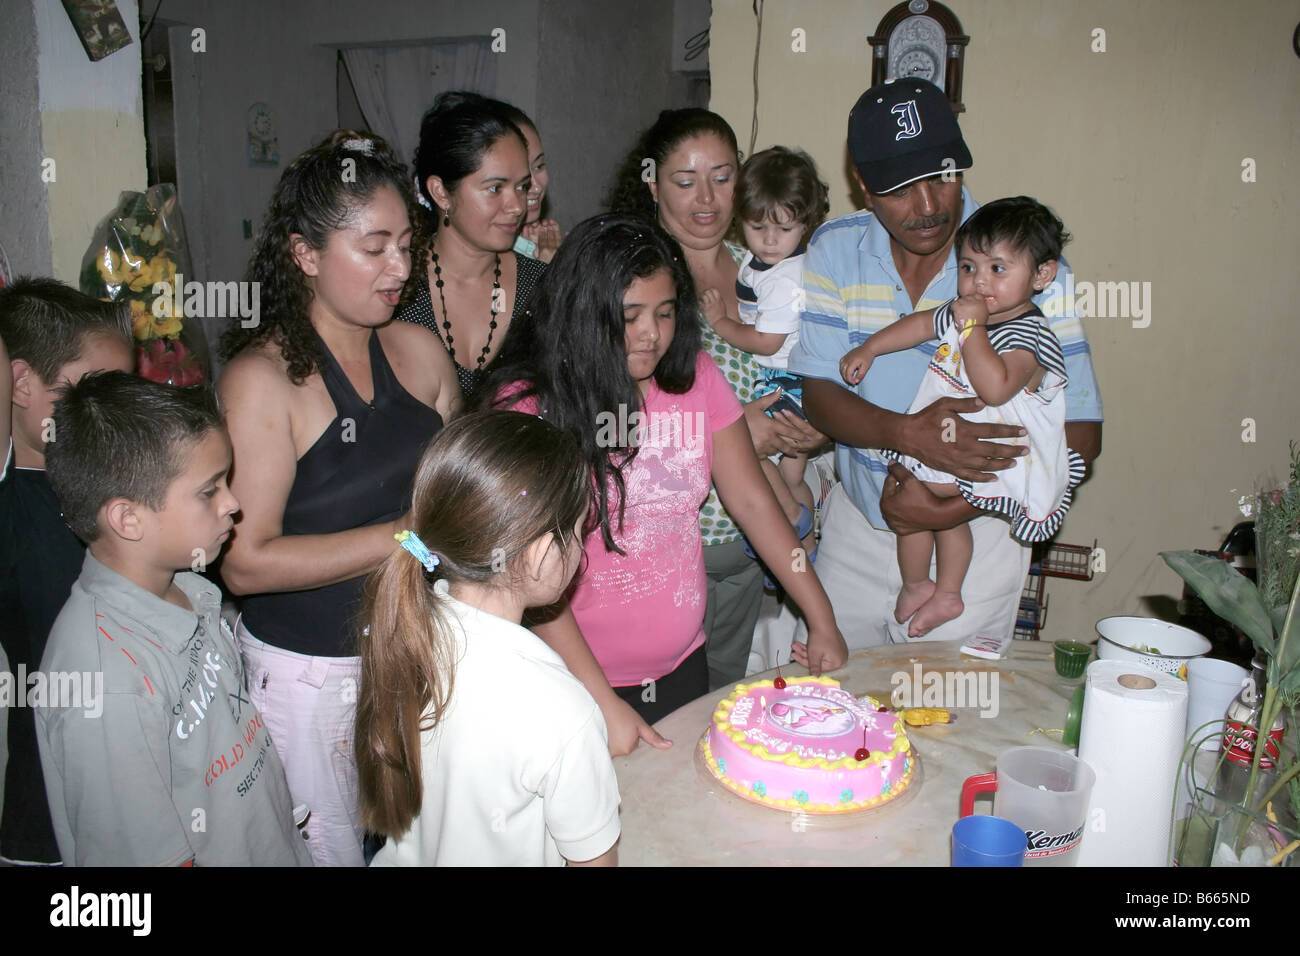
[[613, 637, 1080, 865]]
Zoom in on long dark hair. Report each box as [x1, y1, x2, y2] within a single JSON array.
[[220, 130, 425, 384], [356, 411, 590, 839], [412, 91, 528, 239], [606, 108, 741, 223], [483, 213, 701, 554]]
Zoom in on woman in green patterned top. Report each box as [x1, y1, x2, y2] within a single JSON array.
[[608, 110, 826, 689]]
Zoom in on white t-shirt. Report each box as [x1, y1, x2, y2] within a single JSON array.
[[370, 590, 621, 866], [737, 251, 804, 370]]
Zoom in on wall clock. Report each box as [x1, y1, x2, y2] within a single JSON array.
[[248, 102, 280, 166], [869, 0, 969, 113]]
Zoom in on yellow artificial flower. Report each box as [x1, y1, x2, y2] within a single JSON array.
[[148, 254, 177, 287], [151, 312, 183, 338], [130, 301, 154, 341], [143, 294, 184, 338], [116, 248, 147, 291], [95, 249, 131, 285], [127, 265, 153, 292]]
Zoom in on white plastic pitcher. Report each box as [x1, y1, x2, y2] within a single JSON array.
[[960, 746, 1096, 867]]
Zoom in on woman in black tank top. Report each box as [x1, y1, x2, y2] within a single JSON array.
[[218, 131, 459, 867], [396, 92, 545, 406]]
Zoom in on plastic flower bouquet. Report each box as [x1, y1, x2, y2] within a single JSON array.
[[80, 184, 209, 386]]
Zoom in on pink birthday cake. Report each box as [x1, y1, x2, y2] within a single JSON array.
[[700, 675, 915, 813]]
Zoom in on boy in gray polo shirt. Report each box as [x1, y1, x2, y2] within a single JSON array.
[[38, 371, 311, 866]]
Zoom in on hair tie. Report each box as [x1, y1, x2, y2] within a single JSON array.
[[414, 175, 433, 210], [395, 530, 440, 573]]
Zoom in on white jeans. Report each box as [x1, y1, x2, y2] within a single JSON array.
[[236, 620, 364, 867], [778, 483, 1029, 656]]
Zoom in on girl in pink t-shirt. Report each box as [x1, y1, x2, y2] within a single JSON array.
[[488, 214, 846, 756]]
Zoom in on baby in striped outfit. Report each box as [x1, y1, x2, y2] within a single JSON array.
[[840, 197, 1085, 637]]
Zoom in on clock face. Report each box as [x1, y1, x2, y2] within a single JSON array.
[[896, 47, 940, 83], [251, 109, 272, 139], [888, 14, 947, 91]]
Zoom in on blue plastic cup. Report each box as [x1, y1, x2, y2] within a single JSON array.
[[951, 815, 1027, 867]]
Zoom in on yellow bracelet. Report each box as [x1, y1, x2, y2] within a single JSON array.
[[958, 318, 978, 345]]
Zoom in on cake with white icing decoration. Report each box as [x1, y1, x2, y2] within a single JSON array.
[[700, 675, 915, 813]]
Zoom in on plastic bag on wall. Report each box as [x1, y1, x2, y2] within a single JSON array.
[[79, 184, 210, 386]]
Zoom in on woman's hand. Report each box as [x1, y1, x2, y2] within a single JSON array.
[[791, 624, 849, 676], [600, 693, 671, 756], [744, 392, 826, 458], [522, 219, 563, 263]]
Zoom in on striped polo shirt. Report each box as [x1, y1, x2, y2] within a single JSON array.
[[788, 188, 1103, 529]]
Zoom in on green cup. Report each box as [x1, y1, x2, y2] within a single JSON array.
[[1063, 685, 1085, 747], [1054, 640, 1091, 678]]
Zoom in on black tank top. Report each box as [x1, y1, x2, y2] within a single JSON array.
[[239, 330, 443, 656]]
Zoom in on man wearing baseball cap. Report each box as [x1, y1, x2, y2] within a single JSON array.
[[786, 78, 1103, 648]]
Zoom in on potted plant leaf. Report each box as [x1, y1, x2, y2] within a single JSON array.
[[1162, 442, 1300, 865]]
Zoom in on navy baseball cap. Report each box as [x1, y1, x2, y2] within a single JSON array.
[[847, 78, 972, 194]]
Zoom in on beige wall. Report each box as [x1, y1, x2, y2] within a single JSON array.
[[711, 0, 1300, 642]]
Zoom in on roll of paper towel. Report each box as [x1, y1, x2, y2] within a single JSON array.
[[1077, 659, 1188, 866]]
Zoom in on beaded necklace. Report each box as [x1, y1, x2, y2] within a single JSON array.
[[430, 249, 502, 373]]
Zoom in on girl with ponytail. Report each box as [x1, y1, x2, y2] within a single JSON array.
[[357, 411, 620, 867]]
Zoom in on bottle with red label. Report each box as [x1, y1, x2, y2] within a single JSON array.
[[1214, 680, 1286, 809]]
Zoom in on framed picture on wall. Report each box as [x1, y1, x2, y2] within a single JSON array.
[[60, 0, 133, 62]]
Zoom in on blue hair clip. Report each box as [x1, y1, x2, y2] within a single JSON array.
[[395, 530, 440, 573]]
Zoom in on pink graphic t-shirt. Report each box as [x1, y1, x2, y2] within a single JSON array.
[[501, 352, 743, 685]]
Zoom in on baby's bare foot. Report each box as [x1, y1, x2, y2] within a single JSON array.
[[895, 580, 935, 623], [908, 591, 964, 637]]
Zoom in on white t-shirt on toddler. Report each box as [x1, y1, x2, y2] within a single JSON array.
[[737, 251, 805, 370]]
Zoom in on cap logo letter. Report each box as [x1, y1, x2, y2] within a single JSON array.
[[891, 100, 923, 140]]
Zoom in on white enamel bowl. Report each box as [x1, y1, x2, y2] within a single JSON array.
[[1094, 616, 1212, 677]]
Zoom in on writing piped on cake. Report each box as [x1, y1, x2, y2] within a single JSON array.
[[703, 675, 917, 814]]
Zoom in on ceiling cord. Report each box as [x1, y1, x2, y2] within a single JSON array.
[[749, 0, 764, 158]]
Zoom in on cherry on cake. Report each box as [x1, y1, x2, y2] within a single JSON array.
[[701, 675, 916, 813]]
